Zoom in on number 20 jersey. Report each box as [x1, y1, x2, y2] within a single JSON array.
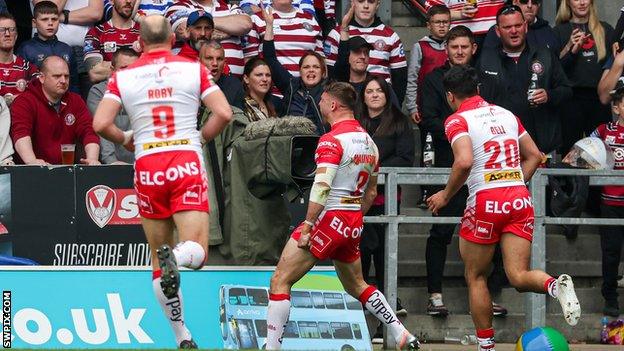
[[104, 50, 220, 159], [444, 95, 527, 202]]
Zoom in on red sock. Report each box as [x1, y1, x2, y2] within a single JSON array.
[[358, 285, 376, 304], [544, 277, 558, 298], [476, 328, 494, 339]]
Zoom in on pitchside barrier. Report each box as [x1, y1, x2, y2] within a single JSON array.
[[369, 167, 624, 348]]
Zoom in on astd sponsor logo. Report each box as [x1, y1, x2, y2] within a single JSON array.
[[2, 291, 10, 348], [85, 185, 140, 228]]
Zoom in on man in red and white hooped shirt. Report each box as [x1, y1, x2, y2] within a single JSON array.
[[0, 12, 38, 106], [244, 0, 323, 78], [84, 0, 140, 84], [93, 15, 232, 349], [324, 0, 407, 104], [166, 0, 252, 77], [427, 65, 580, 351], [424, 0, 504, 53]]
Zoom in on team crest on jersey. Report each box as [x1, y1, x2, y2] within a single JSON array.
[[103, 41, 118, 53], [606, 135, 616, 144], [303, 22, 314, 32], [86, 185, 116, 228], [15, 79, 27, 92], [374, 39, 386, 51], [614, 147, 624, 161], [84, 40, 95, 52], [37, 54, 45, 62], [2, 69, 8, 76], [530, 61, 544, 75], [120, 33, 127, 40], [64, 113, 76, 126]]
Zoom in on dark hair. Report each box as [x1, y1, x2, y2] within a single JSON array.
[[427, 4, 450, 20], [496, 4, 525, 25], [33, 1, 59, 17], [243, 57, 278, 117], [324, 81, 357, 112], [446, 25, 475, 44], [112, 47, 139, 67], [298, 51, 327, 79], [0, 12, 15, 23], [355, 75, 410, 137], [443, 65, 479, 99], [612, 89, 624, 104]]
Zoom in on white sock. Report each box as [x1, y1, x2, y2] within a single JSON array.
[[546, 277, 559, 298], [266, 294, 291, 350], [152, 274, 192, 345], [173, 241, 205, 269], [359, 287, 407, 343], [477, 337, 496, 350]]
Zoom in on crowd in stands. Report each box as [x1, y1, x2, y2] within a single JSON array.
[[0, 0, 623, 325]]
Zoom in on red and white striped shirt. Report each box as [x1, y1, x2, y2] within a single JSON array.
[[84, 20, 141, 62], [425, 0, 505, 35], [591, 121, 624, 206], [323, 0, 335, 20], [166, 0, 247, 77], [245, 9, 323, 77], [0, 55, 38, 97], [324, 20, 407, 82]]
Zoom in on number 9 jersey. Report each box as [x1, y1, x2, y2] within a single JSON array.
[[104, 50, 220, 159]]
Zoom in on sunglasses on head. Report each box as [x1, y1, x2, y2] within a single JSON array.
[[498, 4, 522, 16], [518, 0, 541, 4]]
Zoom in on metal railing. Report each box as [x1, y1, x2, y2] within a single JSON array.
[[367, 167, 624, 346]]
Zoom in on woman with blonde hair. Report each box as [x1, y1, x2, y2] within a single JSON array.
[[554, 0, 614, 154]]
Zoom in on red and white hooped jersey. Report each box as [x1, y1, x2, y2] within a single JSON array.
[[444, 95, 527, 202], [315, 119, 379, 211], [103, 50, 219, 159], [424, 0, 505, 35]]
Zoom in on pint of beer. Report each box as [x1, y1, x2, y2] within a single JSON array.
[[466, 0, 478, 7], [61, 144, 75, 165]]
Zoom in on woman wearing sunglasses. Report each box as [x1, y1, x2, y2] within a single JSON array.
[[554, 0, 614, 154]]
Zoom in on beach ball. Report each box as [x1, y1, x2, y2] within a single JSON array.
[[515, 327, 569, 351]]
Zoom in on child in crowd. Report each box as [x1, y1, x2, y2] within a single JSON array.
[[17, 1, 79, 93], [590, 80, 624, 317], [405, 4, 450, 124]]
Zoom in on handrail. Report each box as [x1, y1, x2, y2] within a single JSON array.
[[370, 167, 624, 347]]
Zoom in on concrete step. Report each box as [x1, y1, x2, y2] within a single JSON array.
[[393, 26, 429, 55], [391, 1, 424, 27], [395, 287, 624, 315]]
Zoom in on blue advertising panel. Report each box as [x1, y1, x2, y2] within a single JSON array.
[[0, 267, 371, 350]]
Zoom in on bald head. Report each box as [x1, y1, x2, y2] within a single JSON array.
[[140, 15, 173, 46], [40, 55, 68, 74], [38, 55, 70, 102]]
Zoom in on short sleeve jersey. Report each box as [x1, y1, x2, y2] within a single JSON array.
[[104, 50, 219, 159], [424, 0, 505, 35], [84, 20, 141, 62], [316, 119, 379, 211], [444, 96, 527, 199], [591, 121, 624, 206]]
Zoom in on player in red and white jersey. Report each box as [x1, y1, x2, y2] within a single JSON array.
[[265, 82, 420, 350], [424, 0, 505, 36], [324, 0, 407, 103], [244, 3, 323, 78], [93, 15, 232, 349], [427, 65, 579, 351], [166, 0, 252, 77]]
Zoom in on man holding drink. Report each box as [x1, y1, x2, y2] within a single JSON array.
[[10, 55, 100, 165]]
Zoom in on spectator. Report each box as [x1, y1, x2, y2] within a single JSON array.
[[32, 0, 104, 97], [263, 7, 326, 134], [313, 0, 336, 37], [17, 1, 79, 94], [244, 1, 323, 80], [590, 81, 624, 318], [199, 40, 244, 109], [554, 0, 613, 154], [324, 0, 407, 104], [104, 0, 174, 20], [598, 48, 624, 105], [483, 0, 560, 56], [424, 0, 505, 52], [241, 57, 281, 121], [178, 10, 213, 61], [0, 12, 38, 106], [354, 74, 414, 340], [478, 5, 572, 154], [84, 0, 140, 84], [10, 56, 100, 165], [87, 48, 138, 164], [0, 96, 13, 165], [166, 0, 253, 77], [239, 0, 314, 16], [406, 4, 450, 124], [420, 25, 474, 317]]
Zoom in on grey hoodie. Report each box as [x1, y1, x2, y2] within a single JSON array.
[[405, 35, 446, 115]]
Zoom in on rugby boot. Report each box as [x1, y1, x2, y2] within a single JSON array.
[[396, 330, 420, 350], [477, 341, 496, 351], [157, 244, 180, 299], [556, 274, 581, 326], [492, 302, 508, 317], [179, 339, 197, 349]]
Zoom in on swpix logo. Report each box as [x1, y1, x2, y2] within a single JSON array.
[[2, 291, 10, 348], [9, 293, 153, 347]]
